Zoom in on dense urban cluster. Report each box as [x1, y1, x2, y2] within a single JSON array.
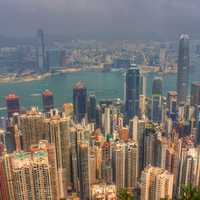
[[0, 34, 200, 200]]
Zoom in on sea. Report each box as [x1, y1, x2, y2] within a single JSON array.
[[0, 66, 200, 117]]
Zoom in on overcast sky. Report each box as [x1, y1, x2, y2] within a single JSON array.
[[0, 0, 199, 40]]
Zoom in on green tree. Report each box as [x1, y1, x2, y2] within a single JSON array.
[[179, 184, 200, 200], [118, 188, 134, 200]]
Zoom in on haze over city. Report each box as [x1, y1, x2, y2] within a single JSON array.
[[0, 0, 200, 40]]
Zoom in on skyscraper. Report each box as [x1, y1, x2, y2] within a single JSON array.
[[191, 82, 200, 106], [73, 81, 87, 122], [5, 93, 20, 118], [140, 166, 174, 200], [177, 34, 190, 104], [125, 64, 140, 120], [125, 140, 138, 189], [151, 77, 163, 123], [42, 89, 54, 112], [79, 143, 90, 200], [112, 142, 125, 190], [167, 91, 177, 118], [88, 93, 97, 123], [11, 151, 55, 200], [152, 77, 163, 96], [45, 114, 71, 196], [19, 107, 45, 151], [37, 29, 47, 71]]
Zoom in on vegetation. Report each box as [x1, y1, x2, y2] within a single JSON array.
[[178, 184, 200, 200], [118, 188, 134, 200]]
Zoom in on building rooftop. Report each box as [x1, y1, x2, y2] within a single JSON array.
[[5, 93, 19, 100], [74, 81, 86, 90], [42, 89, 53, 97]]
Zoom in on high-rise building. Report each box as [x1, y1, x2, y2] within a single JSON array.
[[73, 81, 87, 122], [142, 122, 157, 170], [177, 34, 190, 104], [151, 77, 163, 123], [140, 166, 174, 200], [0, 157, 9, 200], [112, 142, 125, 190], [37, 29, 47, 71], [42, 89, 54, 112], [19, 107, 45, 151], [125, 140, 138, 189], [5, 93, 20, 118], [191, 82, 200, 106], [90, 183, 116, 200], [30, 140, 59, 200], [46, 49, 65, 69], [102, 141, 113, 184], [11, 150, 56, 200], [125, 64, 140, 120], [79, 143, 91, 200], [178, 148, 200, 195], [167, 91, 177, 118], [45, 114, 71, 197], [104, 107, 111, 137], [152, 77, 163, 96], [88, 93, 97, 123]]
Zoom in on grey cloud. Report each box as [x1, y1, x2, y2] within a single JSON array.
[[0, 0, 199, 40]]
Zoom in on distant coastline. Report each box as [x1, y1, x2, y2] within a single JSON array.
[[0, 65, 177, 84]]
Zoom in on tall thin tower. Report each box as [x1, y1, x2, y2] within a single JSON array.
[[125, 63, 140, 120], [37, 29, 47, 71], [177, 34, 190, 104]]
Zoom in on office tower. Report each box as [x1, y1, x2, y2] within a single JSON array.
[[140, 166, 174, 200], [46, 49, 65, 69], [177, 34, 190, 104], [5, 93, 20, 117], [37, 29, 47, 71], [140, 74, 146, 96], [11, 151, 55, 200], [151, 77, 163, 123], [125, 140, 138, 189], [125, 64, 140, 120], [14, 125, 21, 152], [167, 91, 177, 118], [19, 107, 45, 151], [90, 183, 116, 200], [42, 89, 54, 112], [88, 93, 97, 123], [112, 142, 125, 190], [152, 77, 163, 95], [45, 115, 71, 196], [30, 140, 59, 200], [139, 95, 146, 115], [102, 141, 113, 184], [73, 81, 87, 122], [191, 82, 200, 106], [142, 122, 157, 170], [79, 143, 90, 200], [104, 107, 111, 136], [89, 149, 97, 185]]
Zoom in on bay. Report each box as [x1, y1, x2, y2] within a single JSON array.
[[0, 65, 199, 116]]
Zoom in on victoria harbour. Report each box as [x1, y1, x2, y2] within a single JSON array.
[[0, 66, 199, 115]]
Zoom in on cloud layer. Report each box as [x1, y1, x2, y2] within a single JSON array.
[[0, 0, 199, 40]]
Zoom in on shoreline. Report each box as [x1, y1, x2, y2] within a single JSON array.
[[0, 66, 177, 84]]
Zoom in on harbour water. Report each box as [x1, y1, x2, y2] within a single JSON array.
[[0, 66, 200, 116]]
